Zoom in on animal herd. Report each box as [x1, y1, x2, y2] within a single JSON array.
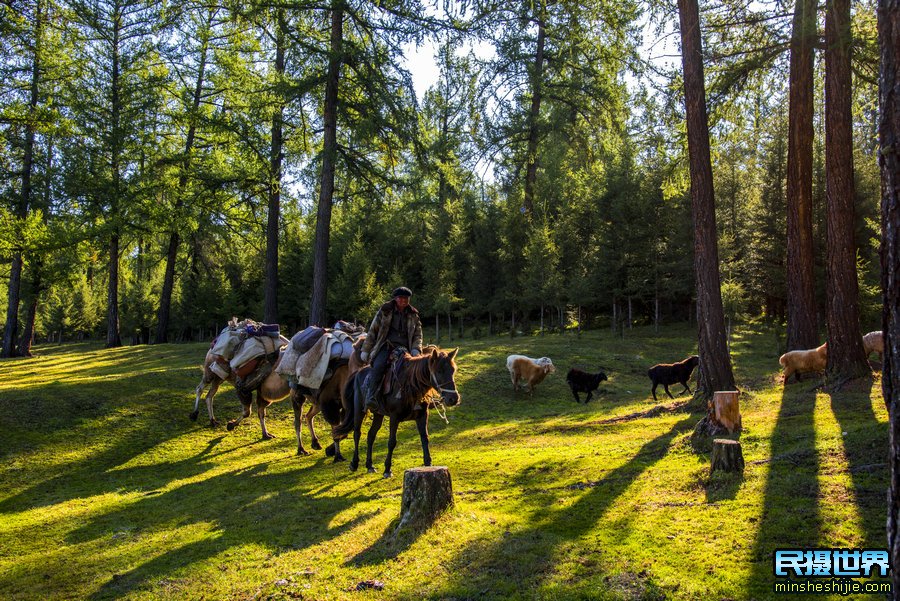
[[778, 330, 884, 383], [191, 327, 886, 475], [504, 353, 698, 403]]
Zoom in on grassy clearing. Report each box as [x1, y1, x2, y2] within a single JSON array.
[[0, 324, 888, 600]]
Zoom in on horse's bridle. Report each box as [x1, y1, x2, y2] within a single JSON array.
[[430, 372, 458, 396]]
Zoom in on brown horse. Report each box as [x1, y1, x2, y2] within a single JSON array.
[[191, 335, 368, 457], [190, 347, 348, 457], [334, 347, 460, 477]]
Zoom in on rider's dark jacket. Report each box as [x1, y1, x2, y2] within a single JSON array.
[[360, 300, 423, 359]]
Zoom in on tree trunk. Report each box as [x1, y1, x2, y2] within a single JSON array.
[[824, 0, 870, 384], [655, 295, 660, 333], [880, 0, 900, 587], [712, 390, 742, 433], [106, 233, 122, 347], [678, 0, 736, 398], [678, 0, 734, 398], [396, 466, 453, 533], [710, 439, 744, 474], [18, 260, 42, 357], [786, 0, 819, 352], [265, 9, 286, 325], [309, 2, 343, 327], [106, 16, 122, 349], [523, 14, 545, 216]]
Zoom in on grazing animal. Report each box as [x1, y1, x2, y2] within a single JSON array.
[[648, 355, 699, 401], [778, 343, 827, 383], [566, 368, 608, 403], [334, 347, 460, 478], [862, 331, 884, 360], [506, 355, 555, 394]]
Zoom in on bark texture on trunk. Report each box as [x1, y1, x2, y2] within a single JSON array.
[[396, 466, 454, 533], [824, 0, 870, 384], [106, 233, 122, 347], [880, 0, 900, 588], [310, 2, 343, 327], [677, 0, 736, 399], [786, 0, 819, 352]]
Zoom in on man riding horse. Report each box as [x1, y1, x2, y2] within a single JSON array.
[[359, 286, 423, 413]]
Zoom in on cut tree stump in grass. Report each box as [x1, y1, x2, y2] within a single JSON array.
[[710, 439, 744, 474], [712, 391, 741, 434], [396, 466, 453, 534]]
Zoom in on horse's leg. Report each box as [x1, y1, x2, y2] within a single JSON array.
[[292, 392, 310, 456], [415, 412, 431, 467], [205, 378, 222, 426], [191, 375, 206, 421], [226, 387, 253, 431], [332, 439, 345, 463], [663, 384, 675, 400], [651, 381, 659, 402], [682, 381, 693, 395], [383, 416, 400, 478], [258, 394, 275, 440], [365, 413, 384, 474], [570, 388, 581, 403], [305, 402, 322, 450], [585, 390, 593, 403]]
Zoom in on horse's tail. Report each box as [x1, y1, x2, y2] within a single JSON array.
[[333, 369, 362, 440]]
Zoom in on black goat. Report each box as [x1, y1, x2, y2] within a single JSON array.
[[647, 355, 699, 401], [566, 368, 608, 403]]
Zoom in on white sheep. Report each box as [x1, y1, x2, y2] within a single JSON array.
[[862, 331, 884, 360], [506, 354, 556, 394]]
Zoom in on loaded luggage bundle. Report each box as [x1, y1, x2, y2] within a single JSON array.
[[208, 318, 289, 380], [275, 321, 366, 390]]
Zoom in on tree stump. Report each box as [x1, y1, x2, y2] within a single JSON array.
[[712, 391, 741, 433], [710, 439, 744, 474], [396, 466, 453, 534]]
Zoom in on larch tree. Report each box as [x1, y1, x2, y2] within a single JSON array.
[[68, 0, 167, 348], [155, 5, 220, 343], [309, 0, 343, 327], [677, 0, 736, 398], [0, 0, 59, 357], [824, 0, 870, 384]]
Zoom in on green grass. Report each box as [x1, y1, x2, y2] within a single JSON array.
[[0, 324, 889, 600]]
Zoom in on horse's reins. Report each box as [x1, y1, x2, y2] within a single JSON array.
[[398, 355, 457, 425], [429, 371, 457, 425]]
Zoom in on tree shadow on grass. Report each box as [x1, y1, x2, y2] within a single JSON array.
[[420, 412, 700, 600], [746, 385, 821, 597], [48, 461, 376, 600], [827, 377, 888, 547], [0, 421, 215, 513]]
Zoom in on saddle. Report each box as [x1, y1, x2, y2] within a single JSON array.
[[234, 349, 280, 393], [369, 348, 424, 411]]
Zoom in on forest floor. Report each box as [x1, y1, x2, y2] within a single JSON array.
[[0, 323, 890, 600]]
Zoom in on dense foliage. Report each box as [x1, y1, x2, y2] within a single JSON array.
[[0, 0, 883, 347]]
